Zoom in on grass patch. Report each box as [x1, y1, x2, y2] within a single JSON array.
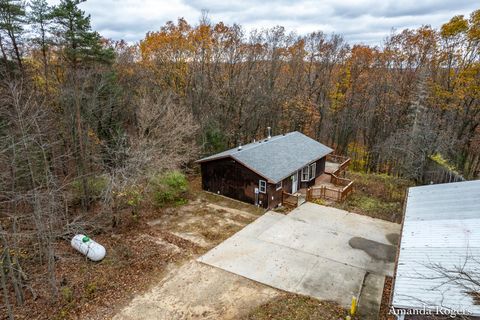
[[343, 195, 401, 221], [333, 172, 414, 223], [244, 294, 348, 320], [429, 153, 459, 174]]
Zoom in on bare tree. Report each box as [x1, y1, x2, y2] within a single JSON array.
[[0, 79, 66, 317], [100, 90, 199, 224]]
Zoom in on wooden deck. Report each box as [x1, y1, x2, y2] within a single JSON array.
[[282, 154, 353, 207], [306, 155, 354, 202], [325, 162, 341, 175], [306, 173, 353, 202], [325, 154, 351, 176]]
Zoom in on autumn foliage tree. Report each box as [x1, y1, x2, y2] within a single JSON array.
[[134, 12, 480, 179]]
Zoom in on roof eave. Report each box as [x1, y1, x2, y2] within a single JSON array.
[[196, 154, 275, 183], [195, 155, 229, 163]]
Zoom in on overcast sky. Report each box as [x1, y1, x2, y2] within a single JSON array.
[[47, 0, 478, 45]]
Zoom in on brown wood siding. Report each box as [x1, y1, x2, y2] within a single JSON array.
[[200, 157, 270, 208], [283, 173, 293, 194], [269, 181, 284, 208]]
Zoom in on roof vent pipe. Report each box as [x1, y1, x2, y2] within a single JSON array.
[[238, 143, 242, 151], [267, 127, 271, 139]]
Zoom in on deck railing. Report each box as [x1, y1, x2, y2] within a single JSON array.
[[326, 154, 350, 164], [331, 173, 352, 187], [326, 154, 351, 175], [306, 176, 354, 202]]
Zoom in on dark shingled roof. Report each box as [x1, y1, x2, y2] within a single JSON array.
[[197, 131, 333, 183]]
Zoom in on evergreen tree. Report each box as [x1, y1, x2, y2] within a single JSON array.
[[52, 0, 113, 67], [0, 0, 26, 70]]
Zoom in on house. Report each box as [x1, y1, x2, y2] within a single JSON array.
[[196, 131, 334, 209], [391, 180, 480, 319]]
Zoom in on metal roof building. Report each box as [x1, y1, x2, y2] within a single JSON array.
[[197, 131, 333, 183], [392, 180, 480, 318]]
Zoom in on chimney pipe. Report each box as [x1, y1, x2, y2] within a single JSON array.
[[267, 127, 271, 139]]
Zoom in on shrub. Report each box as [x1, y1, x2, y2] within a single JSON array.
[[430, 153, 459, 173], [115, 186, 144, 216], [60, 286, 73, 303], [85, 282, 97, 298], [311, 198, 326, 206], [149, 171, 188, 207]]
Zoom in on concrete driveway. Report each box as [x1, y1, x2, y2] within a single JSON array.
[[198, 202, 400, 318]]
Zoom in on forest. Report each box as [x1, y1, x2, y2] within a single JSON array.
[[0, 0, 479, 318]]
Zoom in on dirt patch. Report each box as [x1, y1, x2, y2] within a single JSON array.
[[200, 192, 264, 216], [148, 228, 204, 254], [348, 237, 397, 262], [114, 261, 280, 320], [243, 293, 348, 320], [171, 231, 211, 248], [146, 192, 263, 250], [207, 203, 258, 220]]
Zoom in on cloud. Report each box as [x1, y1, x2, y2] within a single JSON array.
[[46, 0, 478, 45]]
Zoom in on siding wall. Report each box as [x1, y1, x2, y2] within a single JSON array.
[[201, 157, 269, 208]]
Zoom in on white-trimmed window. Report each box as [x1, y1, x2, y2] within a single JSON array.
[[309, 163, 316, 180], [259, 180, 267, 193], [301, 166, 309, 181], [301, 162, 317, 181], [276, 181, 282, 190]]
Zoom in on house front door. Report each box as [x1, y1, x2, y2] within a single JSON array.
[[291, 173, 298, 194]]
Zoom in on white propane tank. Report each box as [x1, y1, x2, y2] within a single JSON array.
[[71, 234, 106, 261]]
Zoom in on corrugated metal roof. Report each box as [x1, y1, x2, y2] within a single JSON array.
[[392, 180, 480, 316], [197, 132, 333, 183]]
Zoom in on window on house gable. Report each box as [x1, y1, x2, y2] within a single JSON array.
[[259, 180, 267, 193], [276, 181, 282, 190]]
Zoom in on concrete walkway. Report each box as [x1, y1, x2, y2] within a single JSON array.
[[198, 203, 400, 318]]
